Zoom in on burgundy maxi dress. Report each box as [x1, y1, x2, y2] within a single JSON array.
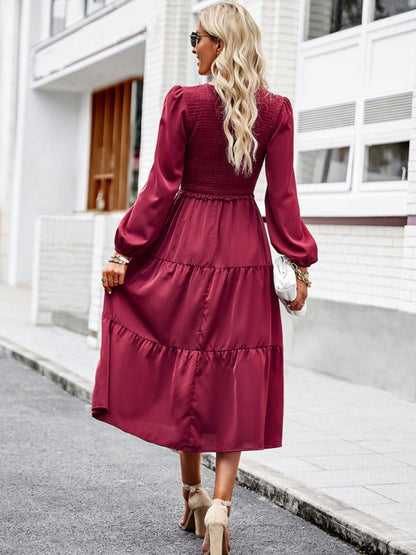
[[91, 83, 318, 453]]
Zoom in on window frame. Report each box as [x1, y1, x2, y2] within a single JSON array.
[[50, 0, 68, 37], [296, 139, 354, 194], [84, 0, 105, 17], [373, 0, 416, 22], [359, 136, 410, 192], [304, 0, 364, 41], [302, 0, 416, 43], [84, 0, 117, 17], [87, 77, 143, 212]]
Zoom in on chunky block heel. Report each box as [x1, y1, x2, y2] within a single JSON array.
[[194, 504, 210, 538], [208, 523, 225, 553], [203, 498, 231, 555], [179, 482, 212, 538]]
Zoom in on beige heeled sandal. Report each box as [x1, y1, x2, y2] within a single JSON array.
[[179, 482, 212, 538], [203, 498, 231, 555]]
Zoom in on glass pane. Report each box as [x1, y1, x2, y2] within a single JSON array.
[[50, 0, 66, 36], [85, 0, 105, 16], [307, 0, 363, 40], [298, 147, 350, 184], [363, 142, 409, 182], [374, 0, 416, 20], [128, 81, 143, 207]]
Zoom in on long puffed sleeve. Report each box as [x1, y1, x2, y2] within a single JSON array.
[[264, 96, 318, 267], [114, 85, 187, 259]]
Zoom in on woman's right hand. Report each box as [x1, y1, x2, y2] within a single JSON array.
[[285, 266, 309, 312], [285, 279, 308, 312]]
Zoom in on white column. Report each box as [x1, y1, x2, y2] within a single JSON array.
[[0, 0, 22, 283]]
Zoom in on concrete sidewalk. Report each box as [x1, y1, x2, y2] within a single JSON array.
[[1, 284, 416, 554]]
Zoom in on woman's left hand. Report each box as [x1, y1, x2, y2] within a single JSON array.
[[101, 251, 132, 294]]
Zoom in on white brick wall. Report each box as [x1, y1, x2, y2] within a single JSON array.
[[32, 215, 94, 324], [252, 0, 301, 202], [306, 224, 416, 312], [258, 0, 300, 97], [87, 212, 126, 348], [401, 225, 416, 312], [135, 0, 191, 193], [31, 210, 125, 339]]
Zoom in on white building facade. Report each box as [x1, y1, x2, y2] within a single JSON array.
[[0, 0, 415, 398], [290, 0, 416, 399]]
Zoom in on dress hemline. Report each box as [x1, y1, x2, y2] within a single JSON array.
[[91, 411, 283, 453]]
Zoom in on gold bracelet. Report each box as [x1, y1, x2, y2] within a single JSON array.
[[108, 256, 127, 265], [112, 253, 130, 264], [294, 267, 312, 287], [283, 256, 312, 287]]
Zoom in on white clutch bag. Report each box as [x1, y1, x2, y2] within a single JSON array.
[[272, 254, 307, 317]]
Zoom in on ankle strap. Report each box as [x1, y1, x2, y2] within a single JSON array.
[[212, 498, 231, 507], [182, 482, 203, 491]]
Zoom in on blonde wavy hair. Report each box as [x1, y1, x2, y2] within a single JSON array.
[[198, 1, 269, 176]]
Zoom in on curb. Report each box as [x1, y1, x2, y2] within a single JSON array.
[[202, 455, 416, 555], [1, 336, 415, 555], [0, 336, 92, 404]]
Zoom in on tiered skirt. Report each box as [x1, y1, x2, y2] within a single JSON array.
[[91, 188, 284, 452]]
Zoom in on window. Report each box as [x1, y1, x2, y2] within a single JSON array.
[[85, 0, 105, 16], [85, 0, 117, 16], [306, 0, 363, 40], [128, 80, 143, 207], [363, 141, 409, 182], [374, 0, 416, 20], [87, 79, 143, 212], [50, 0, 67, 36], [50, 0, 118, 34], [298, 146, 350, 185]]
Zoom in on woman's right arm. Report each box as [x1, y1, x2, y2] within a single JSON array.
[[264, 96, 318, 311], [113, 85, 187, 260], [101, 85, 187, 294]]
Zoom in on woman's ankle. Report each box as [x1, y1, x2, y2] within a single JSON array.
[[212, 498, 232, 517]]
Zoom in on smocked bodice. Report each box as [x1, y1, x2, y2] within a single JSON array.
[[181, 83, 281, 195]]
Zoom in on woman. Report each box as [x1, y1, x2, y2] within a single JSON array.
[[92, 2, 318, 554]]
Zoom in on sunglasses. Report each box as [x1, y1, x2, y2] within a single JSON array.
[[189, 31, 219, 47]]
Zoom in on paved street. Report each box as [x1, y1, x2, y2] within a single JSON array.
[[0, 352, 360, 554]]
